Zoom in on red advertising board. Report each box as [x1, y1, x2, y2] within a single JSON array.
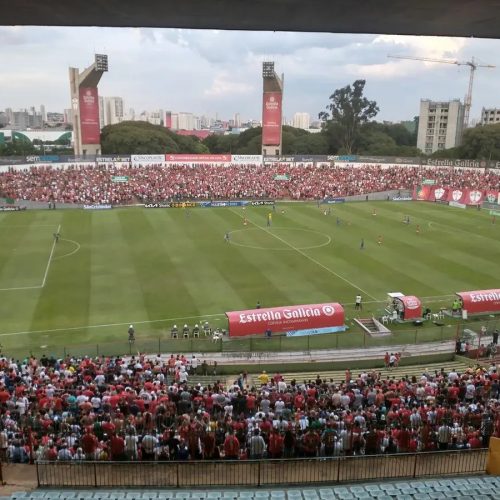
[[414, 186, 486, 205], [447, 188, 483, 205], [226, 303, 344, 337], [457, 289, 500, 315], [398, 295, 422, 321], [165, 154, 231, 162], [262, 91, 282, 145], [79, 87, 100, 144]]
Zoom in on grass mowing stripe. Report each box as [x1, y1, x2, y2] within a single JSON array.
[[229, 207, 378, 301], [87, 211, 150, 339]]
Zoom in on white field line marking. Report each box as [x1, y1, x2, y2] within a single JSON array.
[[0, 224, 60, 229], [0, 293, 458, 337], [230, 208, 378, 301], [53, 239, 81, 261], [0, 312, 227, 337], [41, 224, 61, 287], [0, 285, 42, 291]]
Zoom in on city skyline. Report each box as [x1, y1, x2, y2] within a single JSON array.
[[0, 27, 499, 124]]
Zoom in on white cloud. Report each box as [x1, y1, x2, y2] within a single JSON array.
[[0, 28, 498, 124], [203, 73, 254, 97]]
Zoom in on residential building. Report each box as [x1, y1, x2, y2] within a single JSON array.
[[416, 99, 464, 155], [104, 97, 124, 125], [97, 97, 105, 128], [293, 112, 311, 130], [177, 112, 195, 130], [64, 109, 73, 124], [481, 108, 500, 125]]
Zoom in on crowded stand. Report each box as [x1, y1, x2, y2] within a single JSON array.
[[1, 353, 498, 463], [0, 163, 499, 204]]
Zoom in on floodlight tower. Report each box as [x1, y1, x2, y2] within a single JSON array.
[[262, 62, 284, 156], [69, 54, 109, 155]]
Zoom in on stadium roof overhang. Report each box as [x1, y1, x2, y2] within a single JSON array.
[[2, 0, 500, 38]]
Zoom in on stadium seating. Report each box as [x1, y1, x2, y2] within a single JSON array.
[[2, 476, 500, 499], [1, 163, 499, 204], [0, 352, 498, 465]]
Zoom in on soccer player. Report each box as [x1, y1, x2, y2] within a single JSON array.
[[416, 224, 420, 234], [267, 213, 272, 227], [377, 235, 383, 245], [53, 232, 60, 243], [360, 238, 364, 250], [372, 208, 377, 216], [224, 232, 230, 243], [336, 217, 340, 226], [243, 218, 248, 226]]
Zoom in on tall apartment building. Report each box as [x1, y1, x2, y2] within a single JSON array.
[[416, 99, 464, 155], [177, 112, 195, 130], [105, 97, 124, 125], [293, 112, 311, 130], [481, 108, 500, 125]]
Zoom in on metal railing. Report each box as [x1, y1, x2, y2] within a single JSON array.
[[36, 449, 487, 488], [3, 317, 498, 363]]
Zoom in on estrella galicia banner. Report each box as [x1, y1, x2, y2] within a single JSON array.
[[79, 87, 100, 144], [262, 91, 282, 145], [226, 302, 345, 337], [456, 289, 500, 315]]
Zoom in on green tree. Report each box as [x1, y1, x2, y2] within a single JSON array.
[[100, 121, 211, 155], [319, 80, 379, 154], [460, 123, 500, 160]]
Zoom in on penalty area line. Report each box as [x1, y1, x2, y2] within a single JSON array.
[[229, 208, 378, 301], [0, 312, 227, 338]]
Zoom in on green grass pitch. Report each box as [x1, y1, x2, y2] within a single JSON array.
[[0, 201, 499, 359]]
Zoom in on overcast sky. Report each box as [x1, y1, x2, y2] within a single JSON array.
[[1, 26, 499, 124]]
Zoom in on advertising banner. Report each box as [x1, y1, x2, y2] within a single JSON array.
[[79, 87, 100, 144], [226, 302, 344, 337], [456, 289, 500, 315], [144, 202, 197, 209], [322, 198, 346, 204], [251, 200, 275, 206], [447, 188, 483, 205], [485, 191, 500, 205], [25, 155, 60, 164], [231, 155, 263, 164], [83, 204, 112, 210], [165, 154, 231, 162], [0, 157, 25, 166], [96, 156, 131, 163], [415, 185, 483, 206], [131, 154, 165, 165], [264, 156, 294, 163], [112, 176, 129, 183], [0, 205, 26, 212], [262, 91, 282, 145], [274, 174, 290, 181]]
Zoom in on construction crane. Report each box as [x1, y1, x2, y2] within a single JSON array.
[[387, 55, 495, 129]]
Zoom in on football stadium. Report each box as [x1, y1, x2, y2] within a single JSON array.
[[1, 3, 500, 497]]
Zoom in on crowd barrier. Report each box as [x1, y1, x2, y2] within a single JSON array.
[[35, 449, 488, 488]]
